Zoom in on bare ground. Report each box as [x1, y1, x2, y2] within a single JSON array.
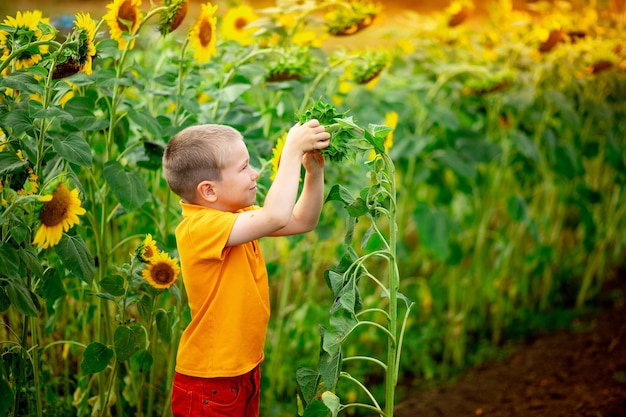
[[394, 270, 626, 417]]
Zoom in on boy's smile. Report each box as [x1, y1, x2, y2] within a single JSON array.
[[212, 139, 259, 212]]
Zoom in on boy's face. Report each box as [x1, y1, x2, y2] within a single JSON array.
[[212, 139, 259, 212]]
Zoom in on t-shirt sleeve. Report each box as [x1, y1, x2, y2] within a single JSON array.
[[185, 210, 239, 260]]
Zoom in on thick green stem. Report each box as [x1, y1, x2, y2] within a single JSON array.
[[29, 315, 43, 417], [383, 153, 398, 417]]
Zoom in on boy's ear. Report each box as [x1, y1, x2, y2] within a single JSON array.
[[197, 180, 217, 202]]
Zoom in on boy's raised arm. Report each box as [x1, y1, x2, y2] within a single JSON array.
[[227, 120, 330, 246]]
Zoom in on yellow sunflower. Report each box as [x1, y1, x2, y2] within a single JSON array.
[[0, 128, 6, 152], [135, 233, 160, 263], [142, 251, 180, 289], [0, 10, 54, 71], [220, 4, 258, 46], [33, 182, 86, 249], [74, 12, 97, 75], [17, 168, 39, 196], [269, 132, 287, 181], [188, 2, 219, 64], [103, 0, 142, 50]]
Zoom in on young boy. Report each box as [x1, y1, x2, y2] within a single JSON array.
[[162, 119, 331, 417]]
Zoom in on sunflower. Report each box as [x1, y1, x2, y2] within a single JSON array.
[[324, 1, 380, 37], [135, 233, 160, 263], [220, 4, 258, 46], [446, 0, 474, 27], [142, 251, 180, 289], [0, 128, 6, 152], [103, 0, 142, 50], [269, 132, 287, 181], [33, 182, 86, 249], [16, 168, 39, 196], [158, 0, 189, 35], [349, 49, 389, 86], [188, 2, 218, 64], [0, 10, 55, 71], [74, 13, 97, 74]]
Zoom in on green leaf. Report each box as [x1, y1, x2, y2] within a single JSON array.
[[137, 294, 153, 324], [318, 338, 341, 392], [41, 268, 66, 309], [296, 367, 321, 405], [103, 161, 151, 212], [329, 277, 358, 315], [129, 349, 153, 372], [0, 378, 12, 416], [99, 275, 126, 297], [303, 400, 331, 417], [367, 123, 392, 139], [5, 276, 38, 316], [0, 71, 39, 91], [0, 243, 20, 278], [345, 197, 368, 218], [114, 324, 145, 361], [53, 133, 93, 167], [55, 234, 96, 284], [0, 151, 29, 176], [32, 107, 73, 121], [324, 270, 344, 297], [325, 185, 355, 206], [321, 391, 340, 417], [128, 108, 162, 139], [364, 127, 385, 154], [81, 342, 114, 375], [0, 288, 10, 313], [0, 108, 33, 132], [214, 84, 251, 103], [335, 116, 360, 131], [18, 247, 43, 278]]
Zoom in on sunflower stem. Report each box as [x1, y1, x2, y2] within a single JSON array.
[[174, 37, 190, 126], [29, 314, 44, 417]]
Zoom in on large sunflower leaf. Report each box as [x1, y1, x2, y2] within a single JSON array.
[[103, 161, 151, 212], [114, 324, 145, 361], [0, 243, 20, 279], [81, 342, 114, 375], [296, 367, 321, 405], [55, 234, 96, 284], [0, 151, 28, 176], [5, 276, 38, 316], [53, 133, 93, 167], [303, 400, 331, 417]]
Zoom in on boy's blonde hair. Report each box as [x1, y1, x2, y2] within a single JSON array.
[[162, 124, 243, 203]]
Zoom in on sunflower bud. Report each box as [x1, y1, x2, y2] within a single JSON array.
[[325, 1, 380, 37], [159, 0, 189, 35]]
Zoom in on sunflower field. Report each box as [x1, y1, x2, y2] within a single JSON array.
[[0, 0, 625, 416]]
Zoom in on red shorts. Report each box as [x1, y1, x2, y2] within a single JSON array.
[[171, 365, 260, 417]]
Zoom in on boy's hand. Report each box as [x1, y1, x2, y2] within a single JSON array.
[[303, 150, 325, 175], [286, 119, 331, 155]]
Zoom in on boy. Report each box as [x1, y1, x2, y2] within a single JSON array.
[[162, 119, 331, 416]]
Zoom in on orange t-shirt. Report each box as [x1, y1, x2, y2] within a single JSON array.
[[174, 202, 270, 378]]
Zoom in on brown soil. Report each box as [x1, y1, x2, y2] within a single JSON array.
[[394, 272, 626, 417]]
